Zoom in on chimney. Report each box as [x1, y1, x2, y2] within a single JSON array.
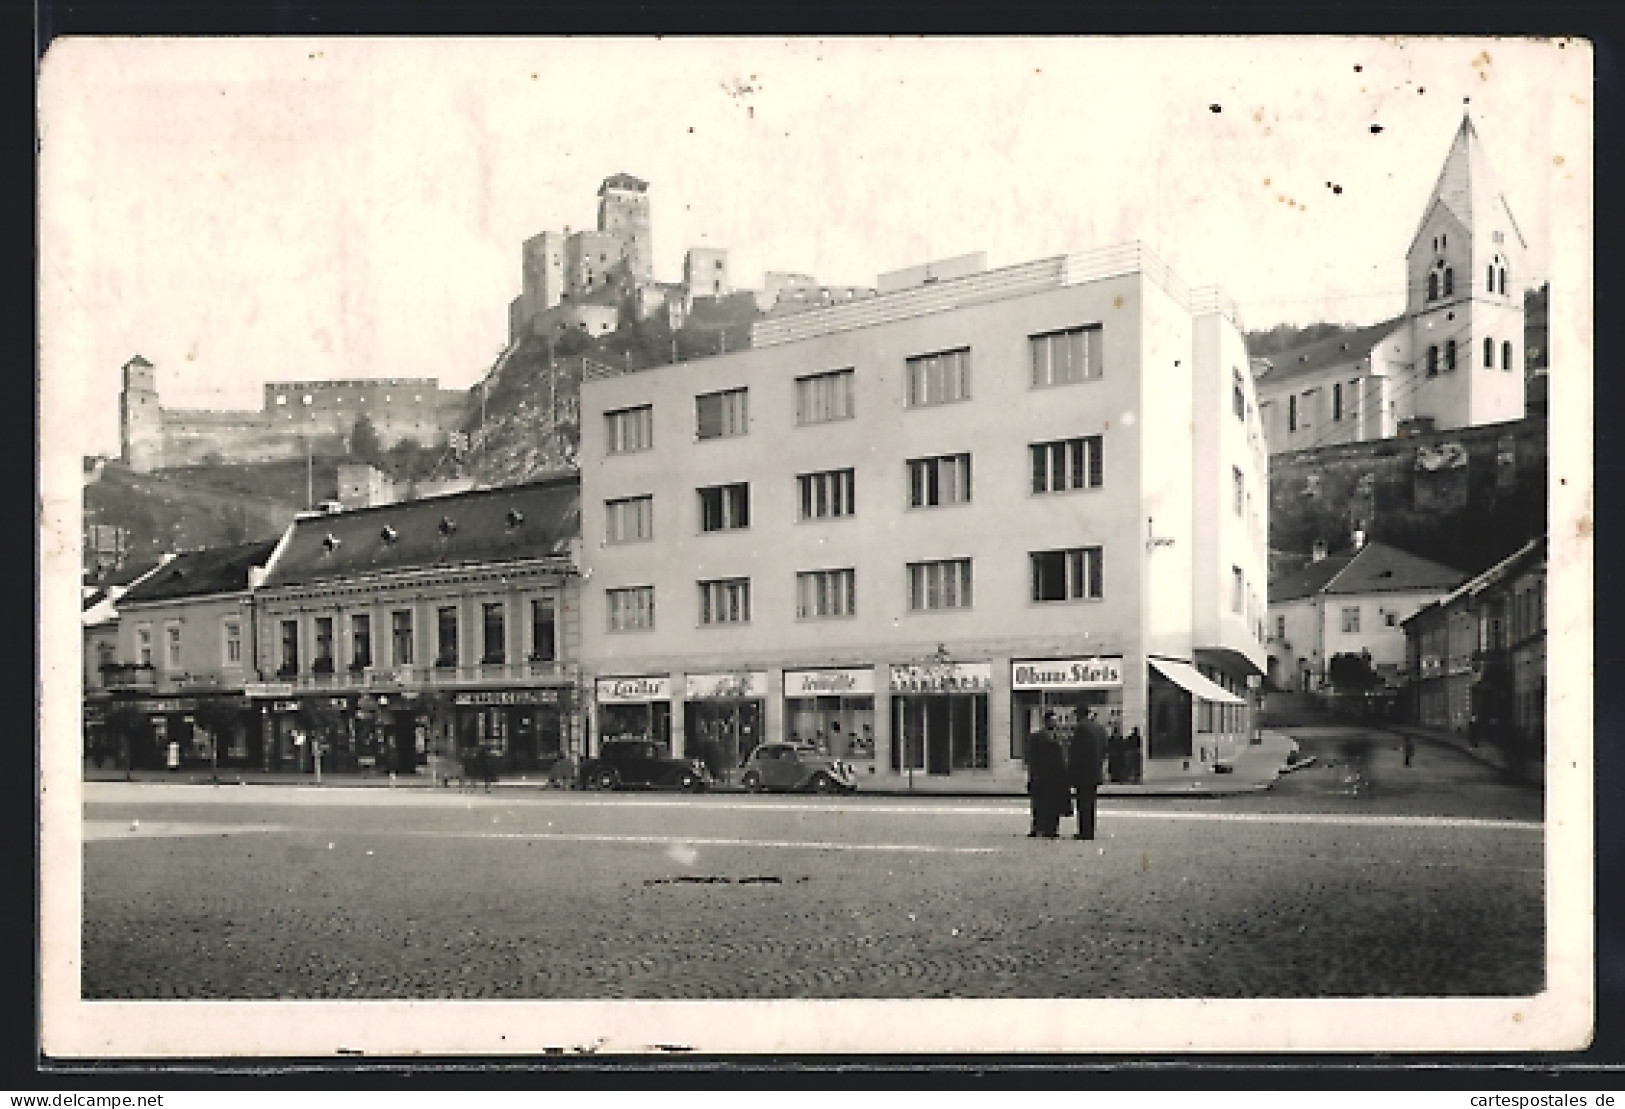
[[1311, 539, 1328, 563]]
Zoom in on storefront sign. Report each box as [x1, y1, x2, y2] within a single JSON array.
[[271, 700, 301, 713], [453, 689, 562, 707], [783, 668, 876, 697], [685, 671, 769, 699], [1011, 657, 1124, 690], [596, 676, 671, 703], [888, 661, 992, 694], [129, 697, 198, 713], [245, 683, 295, 698]]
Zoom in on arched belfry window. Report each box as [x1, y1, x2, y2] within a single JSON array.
[[1498, 266, 1508, 295], [1443, 268, 1454, 297], [1427, 272, 1439, 301], [1487, 265, 1496, 293], [1484, 337, 1495, 368]]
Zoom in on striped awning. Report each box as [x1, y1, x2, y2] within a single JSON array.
[[1149, 659, 1246, 705]]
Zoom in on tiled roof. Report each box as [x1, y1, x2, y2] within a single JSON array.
[[262, 476, 579, 588], [121, 540, 281, 605], [1271, 540, 1467, 603], [1251, 317, 1406, 390]]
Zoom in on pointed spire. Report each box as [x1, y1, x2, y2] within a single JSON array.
[[1410, 113, 1526, 250]]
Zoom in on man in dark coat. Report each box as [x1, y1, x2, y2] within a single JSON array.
[[1068, 708, 1108, 841], [1026, 713, 1071, 838]]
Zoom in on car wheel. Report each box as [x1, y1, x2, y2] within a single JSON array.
[[595, 768, 619, 791], [741, 770, 762, 793], [810, 772, 837, 794]]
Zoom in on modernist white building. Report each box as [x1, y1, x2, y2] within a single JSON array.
[[576, 243, 1269, 789]]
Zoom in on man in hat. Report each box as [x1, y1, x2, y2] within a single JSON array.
[[1068, 707, 1108, 841]]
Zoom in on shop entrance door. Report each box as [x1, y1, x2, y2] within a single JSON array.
[[892, 698, 955, 775]]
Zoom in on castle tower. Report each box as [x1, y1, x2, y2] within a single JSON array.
[[596, 173, 652, 284], [1404, 115, 1528, 432], [118, 354, 164, 472]]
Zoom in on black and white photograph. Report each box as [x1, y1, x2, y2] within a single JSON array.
[[38, 36, 1592, 1058]]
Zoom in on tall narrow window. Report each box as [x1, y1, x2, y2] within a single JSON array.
[[1233, 467, 1245, 516], [1445, 339, 1457, 372], [1030, 547, 1103, 602], [1443, 268, 1454, 297], [482, 602, 505, 664], [137, 625, 153, 666], [1498, 267, 1507, 295], [698, 578, 752, 625], [1427, 346, 1440, 377], [223, 618, 243, 667], [1502, 341, 1513, 372], [797, 468, 855, 520], [1484, 337, 1495, 368], [1232, 369, 1246, 420], [436, 606, 458, 667], [606, 586, 655, 632], [530, 597, 556, 661], [279, 620, 299, 674], [350, 614, 371, 668], [1288, 395, 1298, 432], [794, 368, 855, 425], [314, 617, 333, 669], [908, 453, 973, 507], [1333, 382, 1343, 421], [165, 624, 182, 669], [604, 404, 653, 454], [698, 482, 751, 531], [1487, 265, 1496, 293], [1232, 568, 1245, 614], [1427, 272, 1439, 301], [391, 610, 413, 666], [696, 387, 749, 440], [1030, 325, 1104, 387], [905, 348, 971, 407], [796, 568, 856, 618], [605, 495, 654, 544], [1029, 437, 1102, 494]]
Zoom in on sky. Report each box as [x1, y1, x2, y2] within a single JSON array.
[[40, 36, 1588, 456]]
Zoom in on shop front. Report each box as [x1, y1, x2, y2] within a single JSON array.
[[888, 661, 991, 777], [595, 675, 673, 755], [114, 696, 199, 769], [1009, 656, 1133, 780], [453, 688, 567, 773], [684, 671, 767, 782], [783, 667, 877, 766], [1146, 658, 1246, 771]]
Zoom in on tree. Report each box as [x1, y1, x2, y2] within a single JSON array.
[[349, 415, 383, 466], [1327, 651, 1382, 692]]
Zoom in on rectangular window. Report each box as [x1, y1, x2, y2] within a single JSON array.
[[1427, 345, 1440, 377], [698, 482, 751, 531], [605, 495, 654, 544], [136, 625, 153, 666], [907, 558, 974, 611], [1445, 339, 1457, 372], [314, 617, 333, 663], [1288, 395, 1298, 433], [908, 453, 972, 508], [165, 624, 182, 668], [350, 614, 370, 668], [604, 404, 653, 454], [794, 368, 855, 425], [1029, 436, 1103, 494], [699, 578, 752, 625], [223, 619, 242, 666], [1341, 606, 1361, 634], [279, 619, 299, 673], [1030, 325, 1103, 387], [1030, 547, 1104, 603], [1232, 568, 1245, 614], [796, 568, 856, 618], [482, 602, 505, 664], [696, 387, 749, 440], [436, 606, 458, 666], [391, 610, 413, 666], [1333, 382, 1343, 421], [531, 597, 556, 661], [797, 468, 855, 520], [1233, 467, 1245, 516], [607, 586, 656, 632], [1298, 391, 1314, 429], [905, 348, 971, 407], [1275, 615, 1286, 642]]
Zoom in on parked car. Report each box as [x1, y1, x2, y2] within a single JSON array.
[[739, 742, 858, 793], [583, 738, 711, 792]]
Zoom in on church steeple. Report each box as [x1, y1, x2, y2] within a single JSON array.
[[1408, 113, 1527, 256]]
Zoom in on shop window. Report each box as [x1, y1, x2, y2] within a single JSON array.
[[908, 453, 972, 508], [391, 610, 413, 666], [607, 586, 655, 632], [482, 602, 506, 664], [698, 482, 750, 531], [796, 568, 855, 618], [605, 494, 654, 544], [698, 578, 751, 625], [436, 606, 458, 667], [696, 387, 749, 440], [905, 348, 971, 407], [1030, 325, 1103, 387], [907, 558, 973, 611], [1030, 547, 1103, 603], [794, 368, 855, 425], [1029, 436, 1102, 494], [531, 597, 556, 662], [604, 404, 653, 454], [798, 468, 855, 520], [891, 694, 989, 773]]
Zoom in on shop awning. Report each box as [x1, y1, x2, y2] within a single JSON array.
[[1149, 659, 1246, 705]]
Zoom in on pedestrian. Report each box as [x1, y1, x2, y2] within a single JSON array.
[[1026, 713, 1070, 838], [165, 739, 181, 772], [1068, 708, 1108, 841]]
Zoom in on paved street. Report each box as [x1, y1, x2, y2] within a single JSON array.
[[81, 727, 1544, 1001]]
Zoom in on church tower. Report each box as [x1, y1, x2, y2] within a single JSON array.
[[1403, 115, 1528, 432], [119, 354, 164, 472], [596, 173, 652, 284]]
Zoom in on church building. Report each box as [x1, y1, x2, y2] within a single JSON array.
[[1254, 116, 1529, 455]]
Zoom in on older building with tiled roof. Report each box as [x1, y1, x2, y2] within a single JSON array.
[[1255, 115, 1528, 456], [1266, 537, 1467, 691]]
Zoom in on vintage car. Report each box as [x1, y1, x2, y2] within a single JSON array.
[[738, 742, 858, 794], [582, 738, 711, 792]]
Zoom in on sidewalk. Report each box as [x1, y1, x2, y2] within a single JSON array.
[[82, 732, 1300, 799], [1380, 723, 1544, 788]]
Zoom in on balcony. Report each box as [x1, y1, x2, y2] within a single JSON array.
[[99, 662, 156, 691]]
